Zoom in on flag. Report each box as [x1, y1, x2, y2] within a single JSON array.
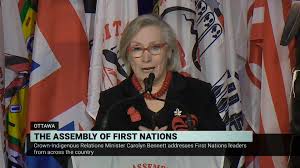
[[156, 0, 244, 167], [86, 0, 138, 119], [0, 1, 7, 167], [219, 0, 246, 131], [157, 0, 243, 131], [83, 0, 96, 54], [2, 0, 37, 167], [26, 0, 93, 167], [5, 1, 38, 167], [19, 0, 37, 60], [85, 13, 95, 53], [239, 0, 294, 167], [2, 0, 30, 167]]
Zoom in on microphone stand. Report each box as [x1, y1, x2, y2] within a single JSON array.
[[97, 90, 147, 130], [98, 73, 155, 130], [143, 73, 196, 130]]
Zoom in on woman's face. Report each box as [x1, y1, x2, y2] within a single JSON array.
[[128, 26, 168, 86]]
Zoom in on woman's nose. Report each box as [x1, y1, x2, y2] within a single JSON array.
[[141, 50, 152, 62]]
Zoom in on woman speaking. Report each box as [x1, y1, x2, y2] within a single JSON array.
[[92, 14, 225, 131]]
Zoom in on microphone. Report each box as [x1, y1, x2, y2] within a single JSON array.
[[143, 73, 196, 130], [280, 2, 300, 46], [143, 72, 155, 93]]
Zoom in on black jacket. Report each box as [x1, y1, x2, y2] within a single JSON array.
[[93, 72, 225, 131]]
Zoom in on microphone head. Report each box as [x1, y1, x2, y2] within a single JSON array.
[[280, 2, 300, 46], [149, 73, 155, 81], [143, 73, 155, 93]]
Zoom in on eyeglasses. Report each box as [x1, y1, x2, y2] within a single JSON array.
[[127, 43, 167, 58]]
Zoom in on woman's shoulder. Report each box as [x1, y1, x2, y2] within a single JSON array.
[[173, 72, 213, 91], [172, 72, 225, 130], [100, 78, 132, 98]]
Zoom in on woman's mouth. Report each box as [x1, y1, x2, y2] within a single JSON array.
[[142, 67, 155, 72]]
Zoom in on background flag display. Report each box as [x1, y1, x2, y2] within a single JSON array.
[[87, 0, 138, 119], [26, 0, 93, 167], [239, 0, 295, 167], [0, 1, 7, 167], [2, 0, 30, 167], [157, 0, 243, 131], [0, 0, 298, 167]]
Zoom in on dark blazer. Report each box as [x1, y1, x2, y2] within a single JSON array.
[[93, 72, 225, 131]]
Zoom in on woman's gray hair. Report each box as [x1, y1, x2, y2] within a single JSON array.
[[119, 14, 180, 74]]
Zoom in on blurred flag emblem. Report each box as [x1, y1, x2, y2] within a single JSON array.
[[9, 105, 21, 113]]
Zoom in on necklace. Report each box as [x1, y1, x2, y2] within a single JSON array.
[[131, 71, 172, 100]]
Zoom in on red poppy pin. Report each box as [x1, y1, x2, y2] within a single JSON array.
[[127, 106, 141, 122]]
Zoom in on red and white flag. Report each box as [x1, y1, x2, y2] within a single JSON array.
[[27, 0, 93, 134], [239, 0, 295, 167], [86, 0, 138, 119], [26, 1, 94, 166]]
